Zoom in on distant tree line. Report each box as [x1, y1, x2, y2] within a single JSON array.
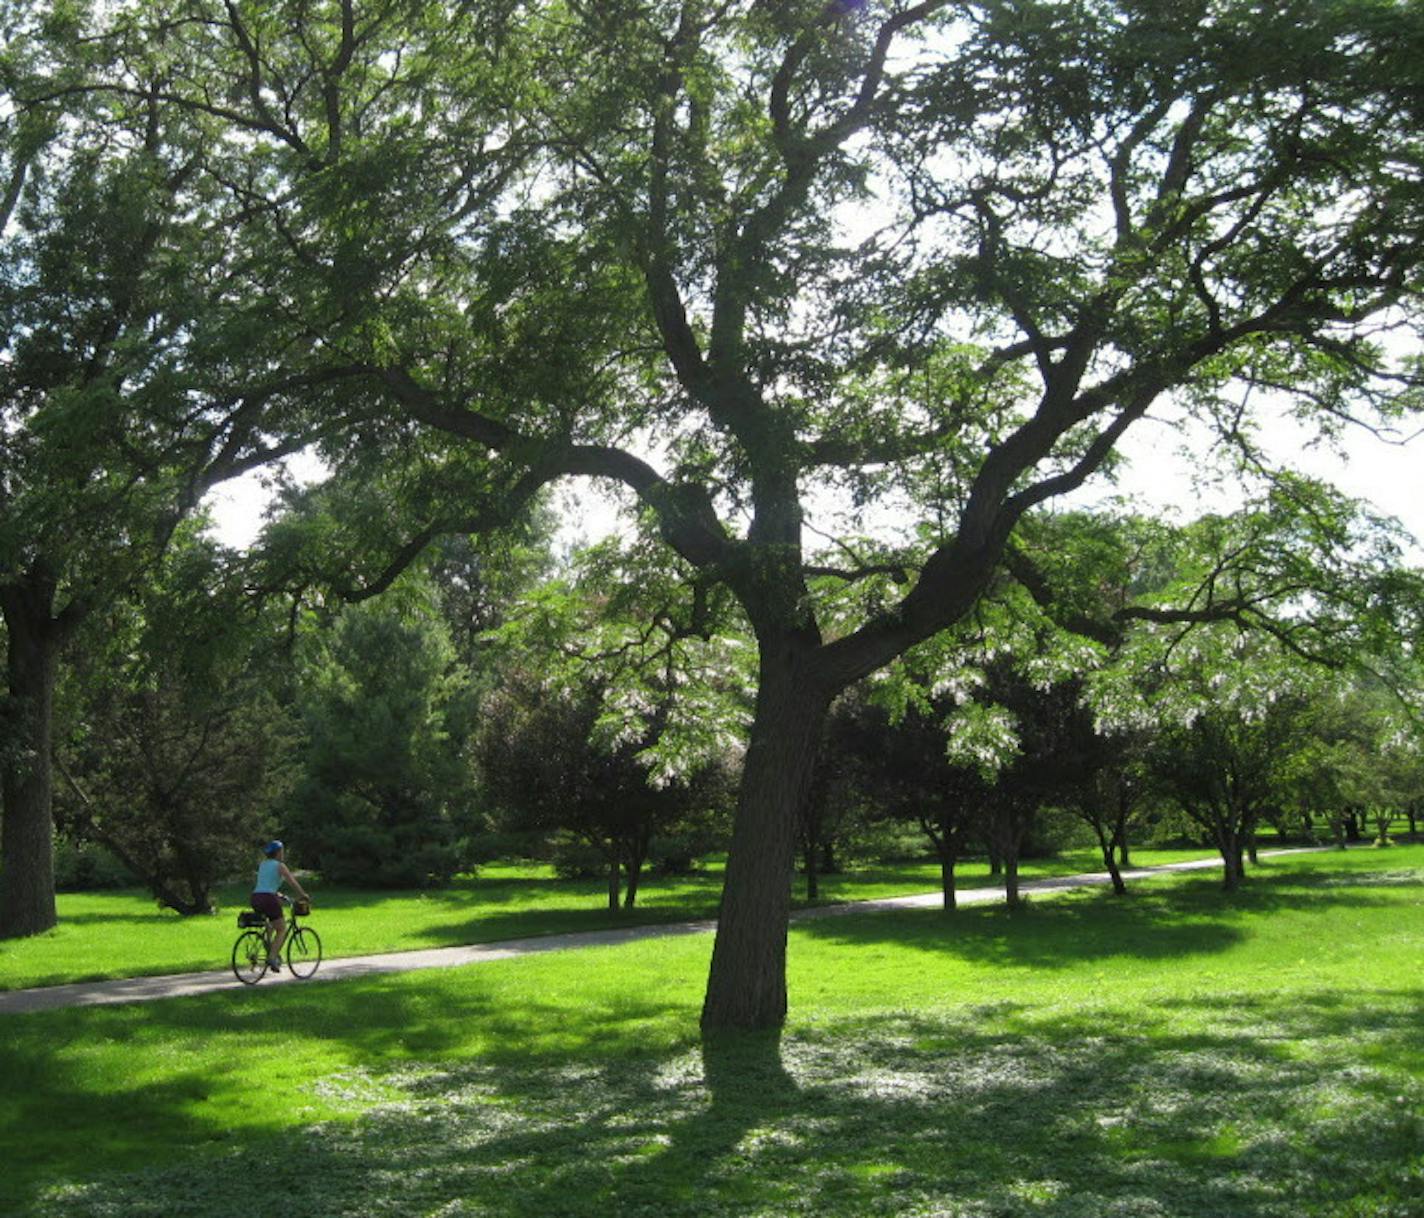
[[34, 502, 1423, 922]]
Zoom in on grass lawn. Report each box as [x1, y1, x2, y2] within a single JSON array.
[[2, 845, 1422, 1216], [0, 845, 1227, 992]]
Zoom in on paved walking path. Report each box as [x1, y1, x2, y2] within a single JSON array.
[[0, 850, 1318, 1016]]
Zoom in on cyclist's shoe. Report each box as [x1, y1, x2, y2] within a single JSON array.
[[268, 958, 282, 972]]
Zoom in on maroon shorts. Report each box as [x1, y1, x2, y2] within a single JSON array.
[[250, 892, 283, 921]]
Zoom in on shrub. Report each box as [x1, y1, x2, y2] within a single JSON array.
[[52, 836, 136, 891]]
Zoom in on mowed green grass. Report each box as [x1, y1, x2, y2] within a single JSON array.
[[0, 846, 1224, 991], [3, 846, 1422, 1217]]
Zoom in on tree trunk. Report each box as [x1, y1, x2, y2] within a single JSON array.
[[623, 857, 642, 908], [1003, 849, 1021, 909], [803, 842, 819, 901], [0, 579, 66, 939], [1219, 825, 1244, 891], [1088, 818, 1127, 896], [622, 831, 648, 909], [607, 855, 621, 911], [921, 815, 958, 911], [938, 849, 957, 911], [1104, 850, 1126, 896], [701, 651, 828, 1032]]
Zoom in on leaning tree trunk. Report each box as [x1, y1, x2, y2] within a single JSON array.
[[623, 830, 649, 909], [0, 579, 68, 939], [1094, 822, 1128, 896], [701, 651, 829, 1032]]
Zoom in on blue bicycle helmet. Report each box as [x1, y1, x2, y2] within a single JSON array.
[[264, 839, 284, 856]]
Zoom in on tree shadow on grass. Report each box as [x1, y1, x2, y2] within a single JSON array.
[[1, 970, 641, 1213], [404, 902, 721, 949], [794, 866, 1417, 973], [16, 984, 1424, 1218], [35, 911, 191, 927]]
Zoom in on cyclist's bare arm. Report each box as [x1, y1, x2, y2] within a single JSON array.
[[277, 861, 309, 903]]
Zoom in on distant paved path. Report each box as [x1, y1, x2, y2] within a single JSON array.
[[0, 849, 1326, 1016]]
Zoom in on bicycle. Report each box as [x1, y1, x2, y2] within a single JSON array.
[[231, 896, 322, 985]]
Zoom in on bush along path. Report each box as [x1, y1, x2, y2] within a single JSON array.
[[0, 849, 1332, 1015]]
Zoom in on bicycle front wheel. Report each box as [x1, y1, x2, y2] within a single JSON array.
[[232, 930, 269, 985], [286, 927, 322, 979]]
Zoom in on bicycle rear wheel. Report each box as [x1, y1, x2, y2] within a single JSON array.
[[286, 927, 322, 979], [232, 930, 269, 985]]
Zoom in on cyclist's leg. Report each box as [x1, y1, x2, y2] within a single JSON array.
[[267, 915, 287, 966]]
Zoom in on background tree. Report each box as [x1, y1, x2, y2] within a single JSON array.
[[0, 10, 361, 937], [288, 585, 479, 888], [477, 669, 727, 911], [1071, 727, 1153, 896], [1105, 625, 1327, 889], [473, 532, 744, 907], [53, 529, 294, 914], [829, 690, 988, 910]]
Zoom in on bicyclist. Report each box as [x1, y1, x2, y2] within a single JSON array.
[[250, 840, 311, 973]]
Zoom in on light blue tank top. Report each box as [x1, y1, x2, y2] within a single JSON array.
[[254, 858, 282, 894]]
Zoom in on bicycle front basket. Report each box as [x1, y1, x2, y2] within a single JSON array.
[[292, 899, 311, 916]]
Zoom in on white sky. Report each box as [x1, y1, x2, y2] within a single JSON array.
[[1081, 405, 1423, 554]]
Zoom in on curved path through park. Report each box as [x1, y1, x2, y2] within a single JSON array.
[[0, 849, 1327, 1016]]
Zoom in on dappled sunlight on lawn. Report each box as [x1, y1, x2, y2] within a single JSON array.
[[24, 989, 1424, 1218]]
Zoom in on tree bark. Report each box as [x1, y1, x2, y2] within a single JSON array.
[[701, 648, 828, 1032], [622, 831, 648, 908], [0, 575, 69, 939], [802, 842, 819, 901], [607, 854, 621, 911], [1218, 824, 1244, 891], [1003, 849, 1022, 909], [1094, 823, 1128, 896], [623, 858, 641, 908], [938, 850, 957, 911]]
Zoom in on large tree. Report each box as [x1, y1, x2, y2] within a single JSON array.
[[0, 7, 364, 937], [69, 0, 1424, 1026]]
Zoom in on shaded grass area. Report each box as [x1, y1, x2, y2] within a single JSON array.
[[3, 848, 1423, 1215], [0, 845, 1228, 991]]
